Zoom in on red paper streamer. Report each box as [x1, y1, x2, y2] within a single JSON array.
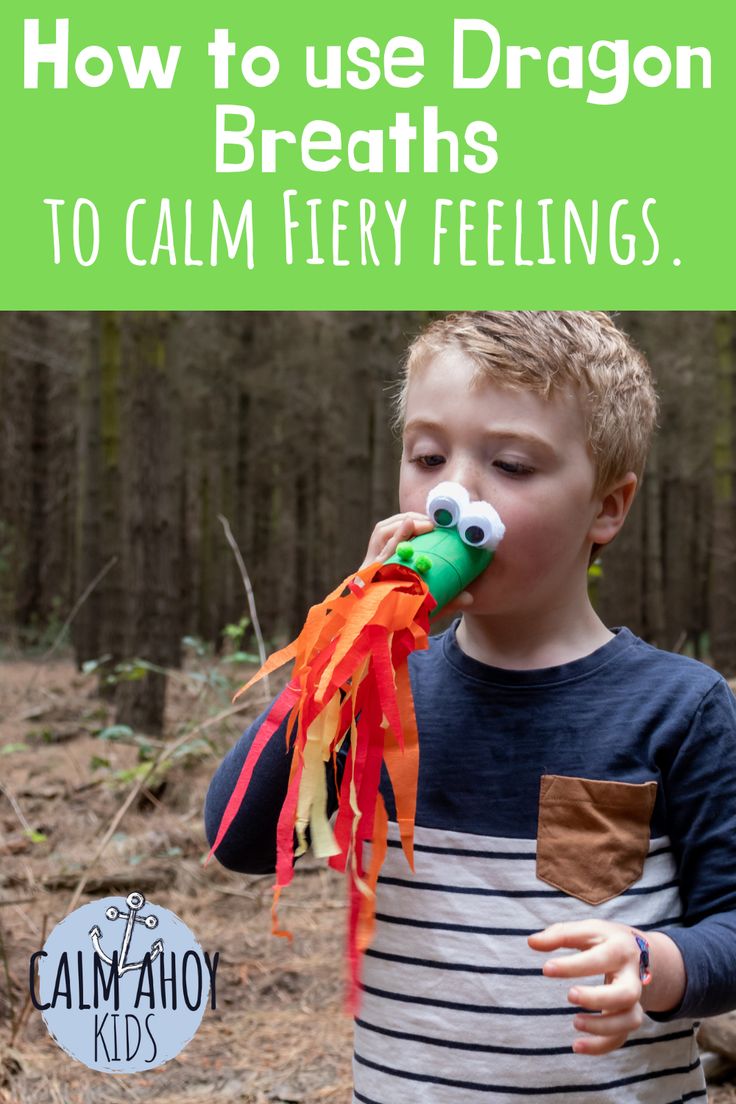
[[205, 559, 435, 1014]]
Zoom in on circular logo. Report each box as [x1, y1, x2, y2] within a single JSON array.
[[31, 892, 219, 1074]]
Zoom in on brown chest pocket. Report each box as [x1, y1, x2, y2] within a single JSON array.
[[536, 774, 658, 905]]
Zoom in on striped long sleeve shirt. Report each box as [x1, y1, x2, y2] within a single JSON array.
[[204, 620, 736, 1104]]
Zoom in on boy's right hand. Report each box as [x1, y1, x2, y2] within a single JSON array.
[[359, 512, 474, 614], [359, 512, 434, 570]]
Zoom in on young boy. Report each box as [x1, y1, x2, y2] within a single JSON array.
[[205, 311, 736, 1104]]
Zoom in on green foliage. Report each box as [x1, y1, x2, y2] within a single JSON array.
[[168, 737, 211, 763], [220, 650, 261, 664], [80, 645, 252, 704], [681, 631, 711, 661], [97, 724, 135, 741], [27, 727, 56, 744], [222, 615, 251, 650], [82, 705, 110, 722], [219, 615, 261, 665], [587, 559, 603, 608], [113, 660, 152, 682], [82, 654, 113, 674], [1, 742, 26, 756], [96, 724, 157, 762], [109, 763, 158, 785], [77, 617, 265, 795], [90, 717, 212, 793]]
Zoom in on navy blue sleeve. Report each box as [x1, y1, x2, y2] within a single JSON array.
[[204, 687, 351, 875], [647, 677, 736, 1021]]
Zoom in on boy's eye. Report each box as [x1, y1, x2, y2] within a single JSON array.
[[494, 459, 534, 476], [410, 454, 445, 468]]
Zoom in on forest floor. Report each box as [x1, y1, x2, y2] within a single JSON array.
[[0, 654, 354, 1104], [1, 653, 735, 1104]]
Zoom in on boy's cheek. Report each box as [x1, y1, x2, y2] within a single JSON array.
[[398, 478, 428, 515], [501, 503, 587, 554]]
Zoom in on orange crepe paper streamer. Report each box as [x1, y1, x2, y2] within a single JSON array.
[[205, 559, 435, 1014]]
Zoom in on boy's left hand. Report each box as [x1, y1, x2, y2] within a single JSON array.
[[528, 920, 645, 1055]]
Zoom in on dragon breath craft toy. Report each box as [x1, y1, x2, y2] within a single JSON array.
[[205, 481, 505, 1012]]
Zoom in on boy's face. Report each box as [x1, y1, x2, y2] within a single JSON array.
[[399, 349, 621, 619]]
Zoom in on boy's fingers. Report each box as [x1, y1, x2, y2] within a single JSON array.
[[379, 511, 432, 524], [375, 512, 432, 538], [376, 515, 432, 561], [572, 1000, 644, 1055], [573, 1031, 629, 1057], [543, 945, 627, 979], [574, 1006, 644, 1039], [567, 977, 641, 1014], [360, 513, 433, 570], [378, 518, 413, 560], [529, 921, 608, 949]]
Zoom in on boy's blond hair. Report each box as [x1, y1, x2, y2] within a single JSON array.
[[392, 311, 658, 496]]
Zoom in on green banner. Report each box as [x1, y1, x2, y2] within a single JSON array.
[[0, 3, 731, 307]]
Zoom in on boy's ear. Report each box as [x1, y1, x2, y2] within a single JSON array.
[[588, 471, 638, 547]]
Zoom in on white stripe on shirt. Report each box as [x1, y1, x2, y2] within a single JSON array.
[[353, 822, 706, 1104]]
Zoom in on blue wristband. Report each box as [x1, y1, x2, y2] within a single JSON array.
[[633, 932, 652, 986]]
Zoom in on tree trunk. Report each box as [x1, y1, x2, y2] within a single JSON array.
[[115, 313, 182, 733], [710, 313, 736, 675]]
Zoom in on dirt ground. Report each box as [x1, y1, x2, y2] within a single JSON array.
[[1, 654, 735, 1104], [0, 654, 354, 1104]]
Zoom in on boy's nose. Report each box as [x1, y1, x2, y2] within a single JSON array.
[[442, 465, 483, 505]]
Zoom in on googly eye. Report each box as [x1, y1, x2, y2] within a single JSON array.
[[458, 501, 506, 550], [425, 482, 470, 528]]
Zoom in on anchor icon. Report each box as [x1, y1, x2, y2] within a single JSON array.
[[89, 891, 164, 976]]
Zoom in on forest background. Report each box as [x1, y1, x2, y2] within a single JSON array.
[[1, 311, 735, 727]]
